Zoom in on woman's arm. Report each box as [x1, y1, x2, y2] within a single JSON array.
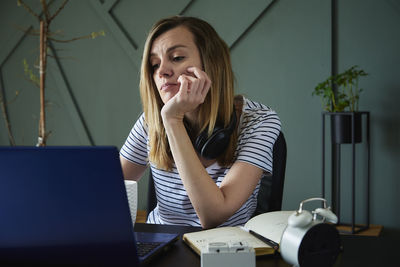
[[163, 116, 263, 228], [161, 67, 264, 228], [120, 156, 147, 181], [120, 113, 149, 181]]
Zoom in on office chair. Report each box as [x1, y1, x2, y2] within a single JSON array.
[[253, 131, 287, 216], [146, 131, 287, 219], [147, 171, 157, 218]]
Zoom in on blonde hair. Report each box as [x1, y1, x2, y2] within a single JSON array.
[[140, 16, 237, 170]]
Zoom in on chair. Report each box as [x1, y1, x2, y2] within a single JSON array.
[[147, 170, 157, 218], [253, 131, 287, 216], [146, 131, 287, 218]]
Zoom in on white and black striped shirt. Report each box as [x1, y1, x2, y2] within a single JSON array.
[[120, 97, 281, 227]]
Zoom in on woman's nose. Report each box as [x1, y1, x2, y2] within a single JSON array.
[[158, 61, 173, 78]]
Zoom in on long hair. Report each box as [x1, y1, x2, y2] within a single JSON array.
[[140, 16, 237, 170]]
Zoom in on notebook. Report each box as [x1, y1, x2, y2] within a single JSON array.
[[0, 146, 178, 266]]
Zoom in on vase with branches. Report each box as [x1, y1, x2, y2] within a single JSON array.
[[0, 0, 105, 146]]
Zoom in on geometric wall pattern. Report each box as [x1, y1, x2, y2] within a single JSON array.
[[0, 0, 330, 213], [0, 0, 274, 146]]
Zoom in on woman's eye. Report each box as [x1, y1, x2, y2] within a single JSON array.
[[152, 63, 160, 70], [173, 56, 185, 62]]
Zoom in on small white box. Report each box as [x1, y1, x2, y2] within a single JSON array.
[[201, 242, 255, 267]]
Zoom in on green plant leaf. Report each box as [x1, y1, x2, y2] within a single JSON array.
[[312, 65, 368, 112]]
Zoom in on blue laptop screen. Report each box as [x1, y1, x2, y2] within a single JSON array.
[[0, 146, 139, 266]]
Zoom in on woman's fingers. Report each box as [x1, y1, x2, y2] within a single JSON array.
[[187, 67, 211, 95], [178, 75, 190, 93], [179, 74, 207, 105], [181, 67, 211, 99], [165, 67, 212, 119], [179, 74, 199, 94]]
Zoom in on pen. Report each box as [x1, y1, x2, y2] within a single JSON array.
[[249, 230, 279, 251]]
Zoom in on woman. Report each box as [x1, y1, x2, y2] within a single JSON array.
[[120, 16, 280, 229]]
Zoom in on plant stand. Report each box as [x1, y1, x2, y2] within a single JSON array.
[[321, 112, 370, 234]]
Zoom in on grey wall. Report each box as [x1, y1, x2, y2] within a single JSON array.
[[1, 0, 399, 235]]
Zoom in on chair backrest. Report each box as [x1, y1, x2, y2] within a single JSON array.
[[147, 170, 157, 217], [146, 131, 287, 218], [253, 131, 287, 216]]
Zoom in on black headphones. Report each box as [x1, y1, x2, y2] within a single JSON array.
[[193, 111, 237, 159]]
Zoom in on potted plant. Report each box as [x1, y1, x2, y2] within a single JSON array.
[[312, 65, 368, 144]]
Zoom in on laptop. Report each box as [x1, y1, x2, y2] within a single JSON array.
[[0, 146, 178, 266]]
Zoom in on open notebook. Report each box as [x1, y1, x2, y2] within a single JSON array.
[[0, 146, 178, 266]]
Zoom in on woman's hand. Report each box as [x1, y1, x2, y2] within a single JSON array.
[[161, 66, 211, 122]]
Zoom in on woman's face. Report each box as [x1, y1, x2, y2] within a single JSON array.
[[150, 26, 203, 104]]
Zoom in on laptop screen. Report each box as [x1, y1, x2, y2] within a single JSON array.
[[0, 146, 139, 266]]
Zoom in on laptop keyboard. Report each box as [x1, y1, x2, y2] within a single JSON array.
[[136, 241, 162, 257]]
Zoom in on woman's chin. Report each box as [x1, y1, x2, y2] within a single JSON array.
[[161, 92, 178, 104]]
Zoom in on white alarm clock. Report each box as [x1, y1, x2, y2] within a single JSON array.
[[280, 198, 341, 267]]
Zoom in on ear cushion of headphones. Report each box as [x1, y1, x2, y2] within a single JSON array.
[[195, 127, 232, 159], [194, 111, 237, 159]]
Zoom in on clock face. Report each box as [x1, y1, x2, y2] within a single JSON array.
[[298, 223, 341, 267]]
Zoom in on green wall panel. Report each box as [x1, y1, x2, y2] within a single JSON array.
[[231, 0, 331, 214], [337, 0, 400, 233]]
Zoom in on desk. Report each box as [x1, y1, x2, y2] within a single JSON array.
[[134, 223, 398, 267]]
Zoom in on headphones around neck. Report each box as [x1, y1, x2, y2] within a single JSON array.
[[193, 110, 237, 160]]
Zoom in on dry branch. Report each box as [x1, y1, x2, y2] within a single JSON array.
[[7, 0, 104, 146], [49, 0, 69, 22], [17, 0, 40, 20]]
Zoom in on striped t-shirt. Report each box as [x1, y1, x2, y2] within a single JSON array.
[[120, 97, 281, 227]]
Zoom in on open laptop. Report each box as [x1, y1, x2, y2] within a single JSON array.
[[0, 146, 178, 266]]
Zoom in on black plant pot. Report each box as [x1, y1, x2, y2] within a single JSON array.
[[330, 112, 362, 144]]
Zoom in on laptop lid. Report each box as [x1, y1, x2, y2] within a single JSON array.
[[0, 146, 140, 266]]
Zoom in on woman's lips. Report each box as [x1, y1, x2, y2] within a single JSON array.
[[161, 83, 179, 91]]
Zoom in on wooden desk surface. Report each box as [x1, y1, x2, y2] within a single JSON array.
[[136, 210, 147, 223], [137, 209, 383, 236], [134, 222, 398, 267]]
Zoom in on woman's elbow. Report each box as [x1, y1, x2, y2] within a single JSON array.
[[198, 210, 231, 229]]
